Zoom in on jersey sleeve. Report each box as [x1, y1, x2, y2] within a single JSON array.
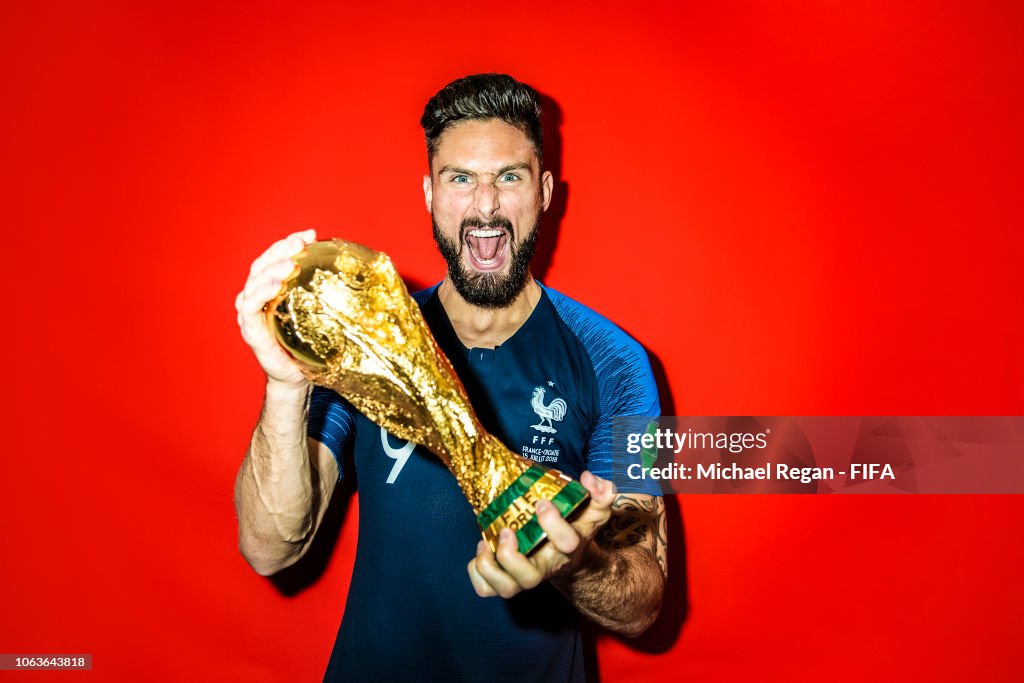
[[587, 337, 662, 495], [546, 288, 663, 496], [308, 386, 356, 481]]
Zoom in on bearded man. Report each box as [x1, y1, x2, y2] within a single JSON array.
[[234, 73, 667, 681]]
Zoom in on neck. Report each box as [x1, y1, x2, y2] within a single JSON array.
[[438, 274, 541, 349]]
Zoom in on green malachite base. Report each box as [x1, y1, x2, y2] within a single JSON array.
[[477, 465, 590, 555]]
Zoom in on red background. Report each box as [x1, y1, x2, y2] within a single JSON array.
[[2, 1, 1022, 680]]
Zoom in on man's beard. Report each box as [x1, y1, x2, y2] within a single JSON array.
[[432, 214, 540, 309]]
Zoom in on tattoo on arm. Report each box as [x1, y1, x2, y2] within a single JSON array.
[[597, 494, 668, 577], [553, 492, 668, 635]]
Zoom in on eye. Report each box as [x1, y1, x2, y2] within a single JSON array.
[[452, 175, 470, 184], [500, 173, 519, 182]]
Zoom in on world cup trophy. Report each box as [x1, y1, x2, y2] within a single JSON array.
[[265, 239, 589, 555]]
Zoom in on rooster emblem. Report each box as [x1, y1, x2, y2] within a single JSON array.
[[531, 386, 567, 434]]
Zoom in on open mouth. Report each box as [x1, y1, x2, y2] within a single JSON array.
[[464, 227, 509, 270]]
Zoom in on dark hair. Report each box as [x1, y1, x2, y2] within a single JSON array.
[[420, 73, 544, 167]]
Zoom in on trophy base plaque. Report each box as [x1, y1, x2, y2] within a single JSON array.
[[479, 466, 589, 555]]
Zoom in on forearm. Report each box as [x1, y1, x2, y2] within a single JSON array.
[[553, 541, 665, 637], [467, 479, 667, 632], [235, 381, 317, 575]]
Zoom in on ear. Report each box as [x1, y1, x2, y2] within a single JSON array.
[[422, 174, 433, 214], [540, 170, 554, 212]]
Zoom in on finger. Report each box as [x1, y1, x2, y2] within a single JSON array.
[[245, 257, 299, 300], [534, 499, 581, 555], [249, 249, 301, 290], [580, 470, 617, 509], [240, 277, 287, 319], [248, 229, 316, 277], [473, 537, 524, 599], [559, 473, 617, 541], [255, 229, 316, 269], [467, 542, 498, 597], [493, 529, 544, 590], [248, 238, 298, 277], [238, 287, 288, 347]]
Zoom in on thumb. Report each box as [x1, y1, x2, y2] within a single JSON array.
[[569, 471, 617, 538], [580, 470, 617, 509]]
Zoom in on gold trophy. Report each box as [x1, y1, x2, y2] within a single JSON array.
[[266, 239, 589, 554]]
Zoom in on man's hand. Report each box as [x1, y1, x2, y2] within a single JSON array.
[[466, 471, 617, 598], [235, 228, 317, 389], [234, 229, 346, 577]]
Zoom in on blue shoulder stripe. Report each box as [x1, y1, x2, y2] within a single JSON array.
[[544, 285, 661, 495]]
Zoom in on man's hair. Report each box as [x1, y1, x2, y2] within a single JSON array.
[[420, 73, 544, 167]]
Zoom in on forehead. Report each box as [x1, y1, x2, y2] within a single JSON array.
[[432, 119, 539, 171]]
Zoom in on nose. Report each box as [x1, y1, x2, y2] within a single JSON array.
[[472, 179, 500, 219]]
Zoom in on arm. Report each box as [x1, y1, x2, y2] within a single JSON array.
[[232, 229, 339, 576], [234, 387, 340, 576], [467, 472, 668, 637], [553, 491, 667, 636]]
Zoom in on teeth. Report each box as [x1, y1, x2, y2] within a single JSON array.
[[476, 257, 496, 265], [468, 229, 504, 238]]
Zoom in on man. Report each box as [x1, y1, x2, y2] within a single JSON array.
[[235, 74, 667, 681]]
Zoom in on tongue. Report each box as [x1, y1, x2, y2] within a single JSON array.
[[468, 234, 503, 260]]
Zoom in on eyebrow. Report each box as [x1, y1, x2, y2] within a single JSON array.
[[438, 165, 475, 176], [496, 163, 533, 177]]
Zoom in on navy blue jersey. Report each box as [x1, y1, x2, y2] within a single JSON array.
[[309, 284, 660, 682]]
